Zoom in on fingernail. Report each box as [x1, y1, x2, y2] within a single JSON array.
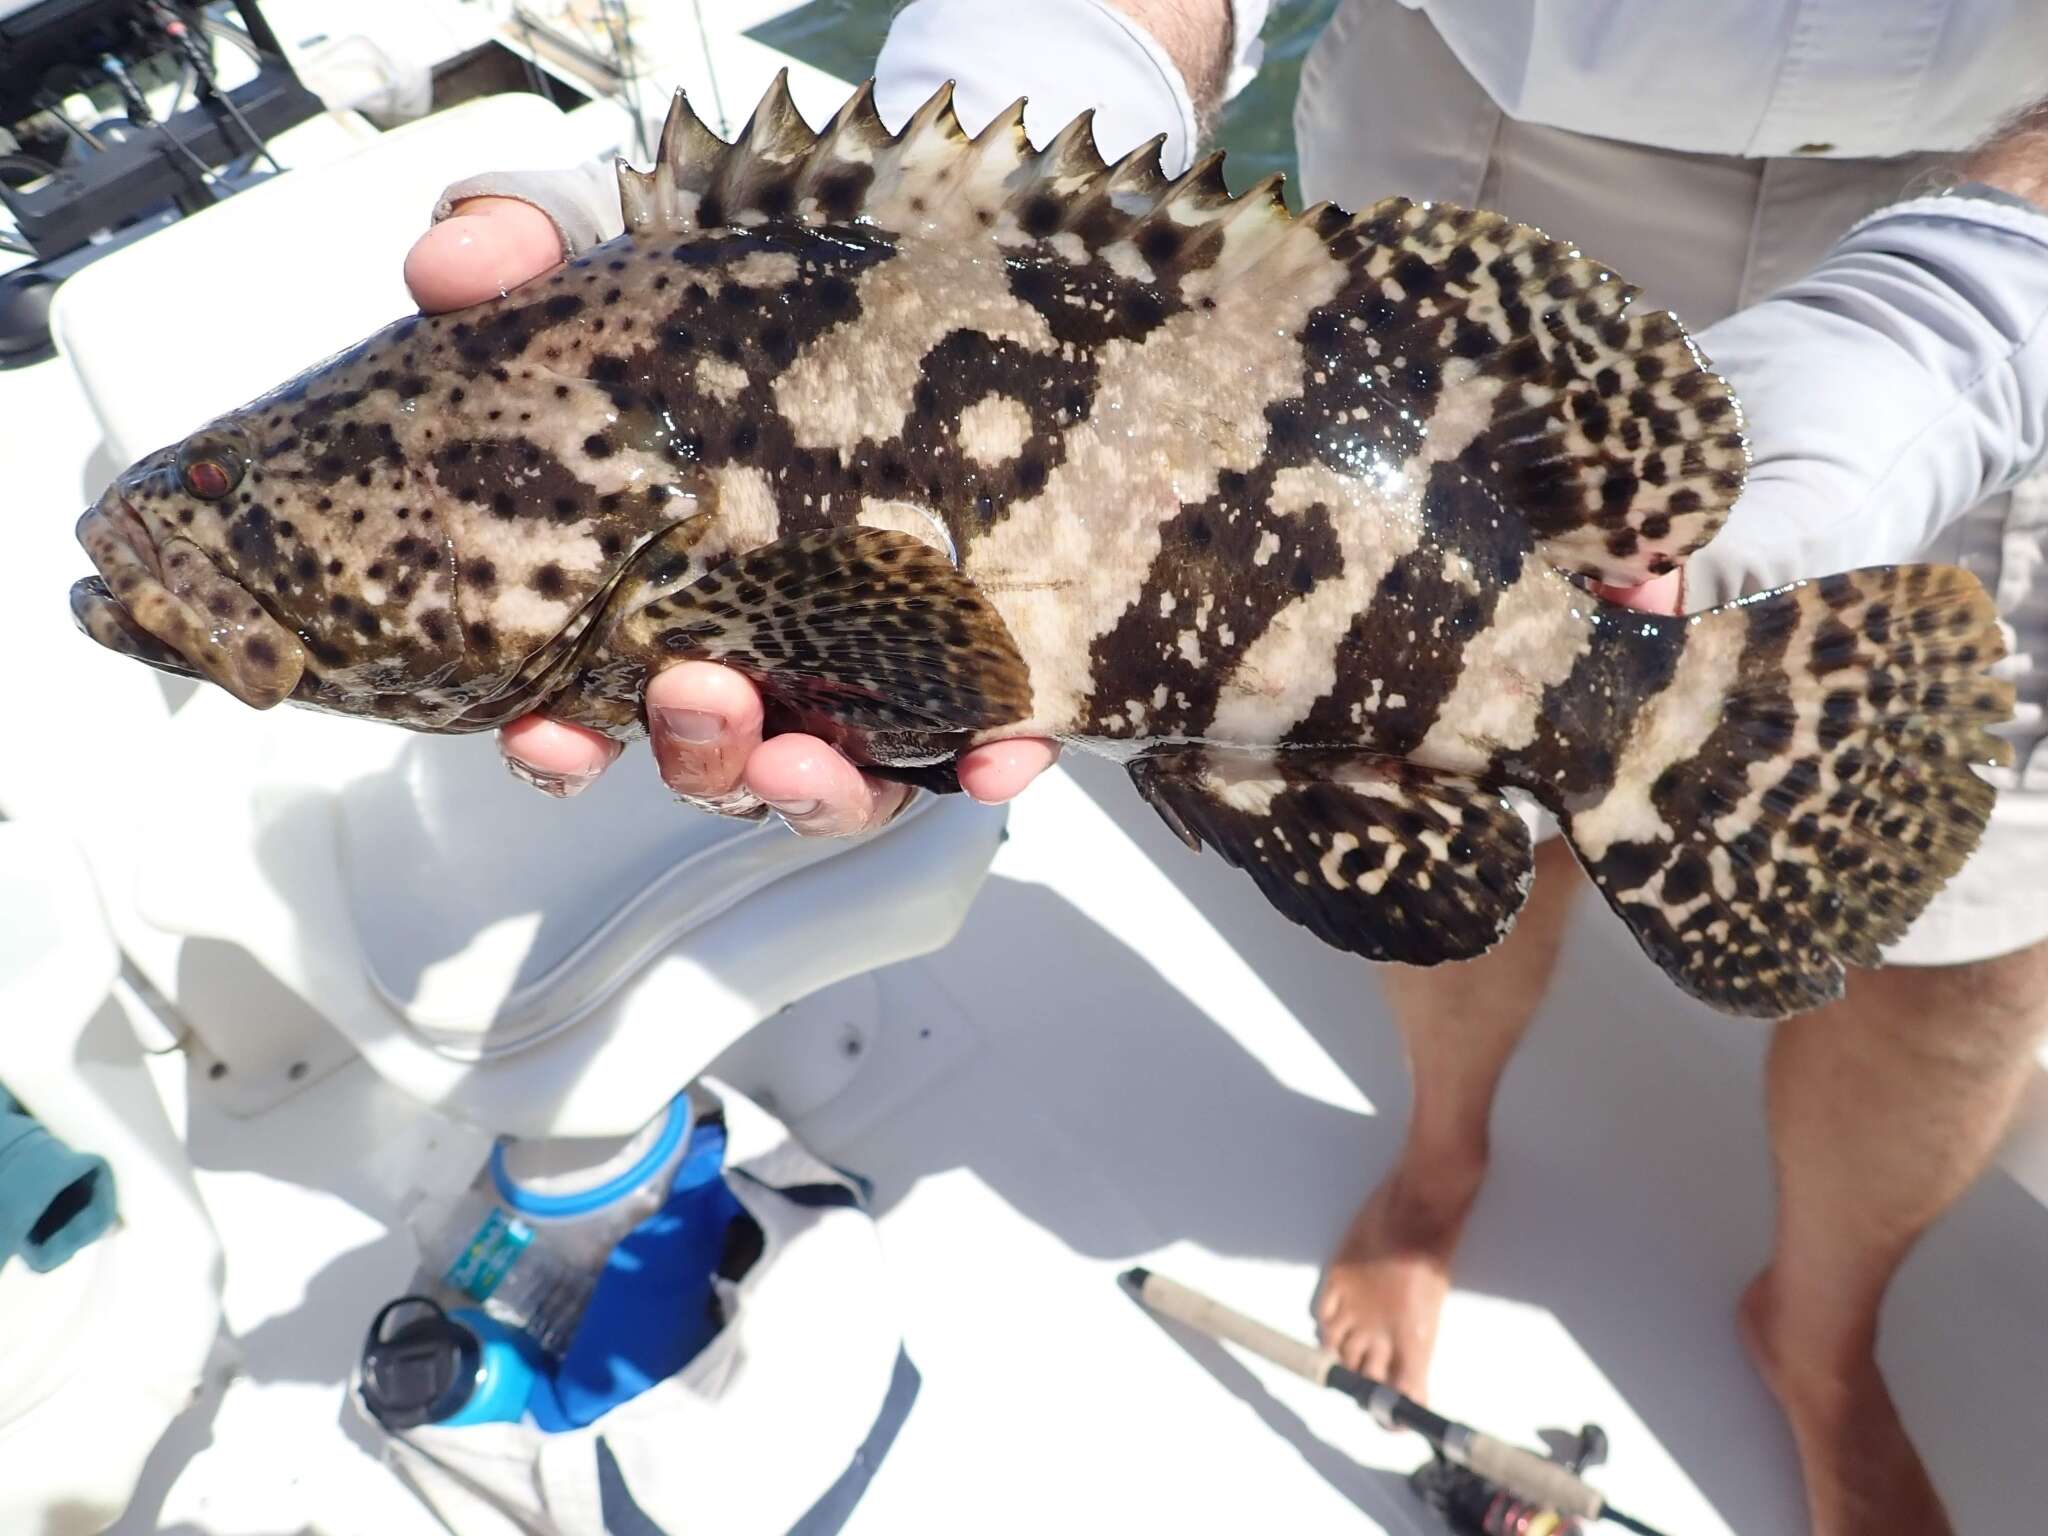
[[655, 707, 724, 743], [506, 758, 596, 799], [676, 786, 770, 819], [762, 796, 820, 822]]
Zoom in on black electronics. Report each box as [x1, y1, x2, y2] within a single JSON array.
[[0, 1, 319, 260]]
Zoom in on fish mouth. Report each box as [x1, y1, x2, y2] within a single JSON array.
[[71, 490, 306, 709]]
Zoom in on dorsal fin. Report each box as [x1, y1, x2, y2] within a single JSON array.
[[617, 76, 1748, 583]]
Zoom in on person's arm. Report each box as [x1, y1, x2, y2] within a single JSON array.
[[1677, 96, 2048, 610]]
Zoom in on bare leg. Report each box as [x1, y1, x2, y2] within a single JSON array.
[[1315, 834, 1581, 1400], [1742, 940, 2048, 1536]]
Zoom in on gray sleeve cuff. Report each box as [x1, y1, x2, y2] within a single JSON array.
[[1683, 193, 2048, 607], [432, 159, 624, 257]]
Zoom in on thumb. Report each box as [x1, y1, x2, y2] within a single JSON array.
[[403, 196, 563, 314]]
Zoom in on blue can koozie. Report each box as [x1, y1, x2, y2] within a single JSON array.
[[538, 1114, 743, 1429]]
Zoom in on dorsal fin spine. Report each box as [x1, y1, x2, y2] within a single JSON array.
[[817, 78, 887, 154], [1036, 110, 1106, 186], [739, 68, 813, 162], [1105, 133, 1170, 196], [972, 96, 1030, 149], [899, 79, 963, 145], [1155, 150, 1231, 219], [655, 89, 723, 186]]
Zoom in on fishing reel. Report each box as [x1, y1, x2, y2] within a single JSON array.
[[1410, 1423, 1610, 1536]]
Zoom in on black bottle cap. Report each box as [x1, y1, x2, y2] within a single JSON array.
[[359, 1296, 481, 1430]]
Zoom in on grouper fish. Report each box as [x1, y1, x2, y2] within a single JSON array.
[[71, 75, 2016, 1018]]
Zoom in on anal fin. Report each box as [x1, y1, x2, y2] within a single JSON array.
[[1131, 750, 1534, 964]]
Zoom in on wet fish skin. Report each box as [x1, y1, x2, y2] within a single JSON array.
[[70, 76, 2015, 1018]]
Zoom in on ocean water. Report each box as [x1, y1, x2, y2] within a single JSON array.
[[749, 0, 1342, 205]]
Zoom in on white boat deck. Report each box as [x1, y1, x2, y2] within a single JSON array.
[[3, 5, 2044, 1534]]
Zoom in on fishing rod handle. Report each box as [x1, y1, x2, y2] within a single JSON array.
[[1445, 1430, 1606, 1522], [1127, 1268, 1614, 1525], [1124, 1269, 1338, 1386]]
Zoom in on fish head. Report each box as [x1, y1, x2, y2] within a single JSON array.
[[71, 303, 700, 730], [72, 421, 316, 711]]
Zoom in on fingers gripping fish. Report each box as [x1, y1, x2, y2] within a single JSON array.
[[70, 75, 2016, 1018]]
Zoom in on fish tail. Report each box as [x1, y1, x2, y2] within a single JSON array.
[[1554, 565, 2013, 1017]]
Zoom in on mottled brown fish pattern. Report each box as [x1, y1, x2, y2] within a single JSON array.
[[72, 75, 2015, 1017]]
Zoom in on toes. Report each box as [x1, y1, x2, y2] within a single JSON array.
[[1320, 1312, 1358, 1368], [1312, 1279, 1342, 1335], [1318, 1296, 1380, 1378], [1387, 1352, 1431, 1404], [1356, 1333, 1395, 1386]]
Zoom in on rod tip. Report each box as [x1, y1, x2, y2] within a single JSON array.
[[1116, 1266, 1151, 1299]]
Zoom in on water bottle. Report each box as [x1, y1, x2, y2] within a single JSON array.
[[358, 1296, 545, 1429], [486, 1091, 695, 1270], [411, 1187, 592, 1358], [406, 1092, 696, 1358]]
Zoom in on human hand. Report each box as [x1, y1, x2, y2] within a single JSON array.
[[1591, 568, 1684, 616], [403, 195, 1059, 833]]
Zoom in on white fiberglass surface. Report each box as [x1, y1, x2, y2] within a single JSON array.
[[72, 758, 2048, 1536]]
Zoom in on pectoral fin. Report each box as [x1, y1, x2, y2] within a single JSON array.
[[617, 526, 1034, 732], [1130, 749, 1533, 964]]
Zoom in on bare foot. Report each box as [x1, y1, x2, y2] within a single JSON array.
[[1314, 1151, 1485, 1401], [1739, 1272, 1953, 1536]]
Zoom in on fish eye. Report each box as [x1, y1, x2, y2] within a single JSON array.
[[176, 439, 245, 501]]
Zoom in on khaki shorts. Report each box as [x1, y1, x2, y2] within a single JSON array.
[[1296, 0, 2048, 967]]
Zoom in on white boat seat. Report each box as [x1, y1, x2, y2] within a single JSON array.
[[121, 687, 1001, 1136]]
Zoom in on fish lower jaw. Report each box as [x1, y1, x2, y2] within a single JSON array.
[[70, 573, 200, 679], [72, 502, 307, 710]]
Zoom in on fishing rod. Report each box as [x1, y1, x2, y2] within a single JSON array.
[[1118, 1268, 1672, 1536]]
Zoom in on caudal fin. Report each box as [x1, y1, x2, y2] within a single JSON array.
[[1558, 566, 2013, 1017]]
